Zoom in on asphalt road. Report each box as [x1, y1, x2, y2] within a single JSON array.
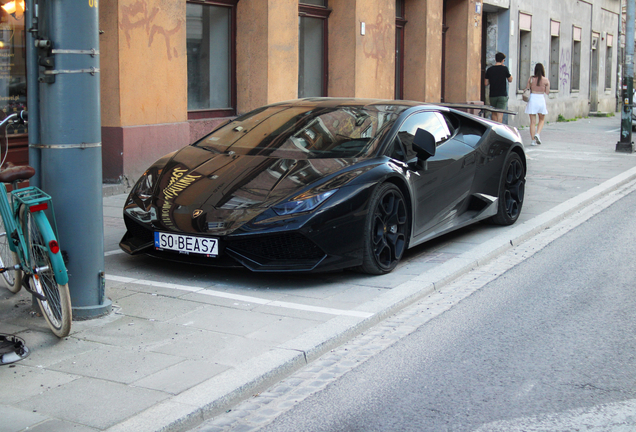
[[203, 187, 636, 431]]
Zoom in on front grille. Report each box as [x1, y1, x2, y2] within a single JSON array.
[[124, 215, 154, 243], [229, 233, 325, 261]]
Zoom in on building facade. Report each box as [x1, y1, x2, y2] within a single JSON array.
[[99, 0, 486, 183], [0, 0, 622, 182], [483, 0, 621, 126]]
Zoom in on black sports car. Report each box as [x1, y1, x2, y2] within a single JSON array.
[[120, 98, 525, 274]]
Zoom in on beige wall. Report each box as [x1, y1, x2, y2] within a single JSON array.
[[329, 0, 395, 99], [444, 0, 482, 103], [237, 0, 298, 114], [103, 0, 187, 127], [403, 0, 443, 102], [99, 0, 120, 127], [99, 0, 483, 182]]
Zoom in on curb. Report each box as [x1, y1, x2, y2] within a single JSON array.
[[105, 165, 636, 432]]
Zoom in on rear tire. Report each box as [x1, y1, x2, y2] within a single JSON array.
[[357, 183, 409, 275], [490, 152, 525, 226], [22, 209, 71, 338], [0, 215, 23, 293]]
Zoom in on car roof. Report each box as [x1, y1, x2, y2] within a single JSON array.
[[267, 97, 443, 112]]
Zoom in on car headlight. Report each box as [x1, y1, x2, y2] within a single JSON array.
[[129, 169, 157, 210], [272, 190, 337, 216]]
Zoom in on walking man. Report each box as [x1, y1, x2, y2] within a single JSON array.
[[484, 52, 513, 123]]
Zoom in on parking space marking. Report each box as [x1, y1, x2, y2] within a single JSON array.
[[106, 274, 374, 318]]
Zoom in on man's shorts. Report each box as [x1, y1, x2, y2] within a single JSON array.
[[489, 96, 508, 109]]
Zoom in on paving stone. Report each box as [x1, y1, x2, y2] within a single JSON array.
[[46, 345, 183, 384], [0, 404, 48, 432], [0, 364, 78, 404], [114, 292, 205, 322], [26, 419, 100, 432], [15, 377, 168, 430], [73, 315, 198, 349], [133, 359, 229, 394], [169, 304, 284, 336]]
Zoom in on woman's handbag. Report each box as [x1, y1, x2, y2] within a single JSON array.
[[522, 87, 531, 102]]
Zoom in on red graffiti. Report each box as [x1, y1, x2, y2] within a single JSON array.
[[362, 14, 392, 78], [120, 0, 182, 60]]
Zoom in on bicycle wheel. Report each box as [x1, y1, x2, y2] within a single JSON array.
[[21, 208, 71, 338], [0, 214, 23, 293]]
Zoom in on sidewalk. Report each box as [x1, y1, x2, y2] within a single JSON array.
[[2, 115, 636, 432]]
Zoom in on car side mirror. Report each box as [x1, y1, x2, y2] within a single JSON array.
[[410, 128, 436, 170]]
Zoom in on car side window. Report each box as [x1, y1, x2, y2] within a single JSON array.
[[387, 111, 452, 162]]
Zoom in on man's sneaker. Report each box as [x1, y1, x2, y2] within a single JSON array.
[[534, 134, 542, 144], [530, 140, 538, 146]]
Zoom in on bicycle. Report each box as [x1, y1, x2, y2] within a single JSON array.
[[0, 111, 71, 338]]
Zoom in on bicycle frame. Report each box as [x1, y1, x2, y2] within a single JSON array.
[[0, 182, 69, 286]]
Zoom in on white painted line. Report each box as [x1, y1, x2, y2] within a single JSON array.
[[105, 274, 373, 318], [105, 249, 125, 256]]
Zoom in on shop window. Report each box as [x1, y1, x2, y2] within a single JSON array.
[[186, 0, 237, 119], [299, 1, 330, 97], [0, 2, 27, 135], [605, 34, 613, 90], [518, 13, 532, 92], [395, 0, 406, 100], [571, 26, 581, 91], [549, 20, 560, 91]]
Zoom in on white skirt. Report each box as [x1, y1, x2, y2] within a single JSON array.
[[525, 93, 548, 115]]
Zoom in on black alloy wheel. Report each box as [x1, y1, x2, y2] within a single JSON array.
[[358, 183, 409, 274], [491, 152, 525, 225]]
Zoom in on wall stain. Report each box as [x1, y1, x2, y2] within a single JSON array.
[[362, 13, 392, 79], [120, 0, 182, 60]]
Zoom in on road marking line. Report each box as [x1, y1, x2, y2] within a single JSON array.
[[105, 274, 373, 318], [105, 249, 125, 256]]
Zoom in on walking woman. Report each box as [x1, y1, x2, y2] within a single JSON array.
[[525, 63, 550, 146]]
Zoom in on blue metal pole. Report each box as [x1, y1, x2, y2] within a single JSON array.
[[618, 0, 635, 152], [25, 0, 40, 187], [37, 0, 111, 318]]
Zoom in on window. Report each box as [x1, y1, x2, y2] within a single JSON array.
[[186, 0, 237, 119], [571, 26, 581, 91], [299, 1, 330, 97], [518, 13, 532, 91], [550, 20, 560, 91], [605, 34, 613, 90], [0, 5, 27, 135], [390, 111, 451, 162], [395, 0, 406, 100]]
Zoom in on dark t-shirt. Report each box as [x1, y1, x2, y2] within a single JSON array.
[[485, 65, 511, 97]]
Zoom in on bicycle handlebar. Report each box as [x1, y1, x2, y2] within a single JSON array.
[[0, 111, 27, 130]]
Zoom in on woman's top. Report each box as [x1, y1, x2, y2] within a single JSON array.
[[527, 76, 550, 94]]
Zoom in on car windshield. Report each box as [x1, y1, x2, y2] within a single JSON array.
[[194, 103, 406, 159]]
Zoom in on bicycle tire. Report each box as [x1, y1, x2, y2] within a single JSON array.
[[21, 207, 71, 338], [0, 214, 23, 293]]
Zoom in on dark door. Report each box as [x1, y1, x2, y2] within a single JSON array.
[[389, 111, 477, 238]]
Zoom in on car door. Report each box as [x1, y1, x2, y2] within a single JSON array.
[[389, 111, 478, 239]]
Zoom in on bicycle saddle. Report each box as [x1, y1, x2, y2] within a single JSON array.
[[0, 166, 36, 183]]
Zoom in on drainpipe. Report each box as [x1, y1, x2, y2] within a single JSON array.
[[617, 0, 634, 152]]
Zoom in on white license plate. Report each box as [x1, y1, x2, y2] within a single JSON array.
[[154, 232, 219, 257]]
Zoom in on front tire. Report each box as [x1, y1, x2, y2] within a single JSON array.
[[490, 152, 525, 226], [358, 183, 409, 275], [22, 209, 72, 338]]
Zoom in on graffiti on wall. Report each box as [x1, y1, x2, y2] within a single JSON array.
[[362, 14, 391, 79], [120, 0, 182, 60], [559, 47, 571, 89]]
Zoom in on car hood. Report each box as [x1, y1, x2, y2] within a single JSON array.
[[149, 145, 362, 235]]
